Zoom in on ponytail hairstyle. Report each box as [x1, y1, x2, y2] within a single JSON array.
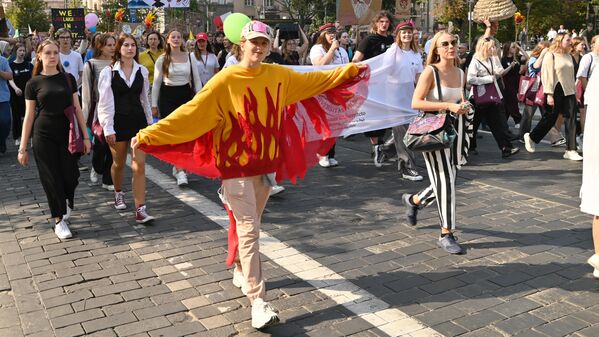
[[162, 29, 186, 78], [113, 33, 139, 66], [33, 39, 62, 76]]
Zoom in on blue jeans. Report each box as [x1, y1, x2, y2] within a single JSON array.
[[0, 102, 11, 153]]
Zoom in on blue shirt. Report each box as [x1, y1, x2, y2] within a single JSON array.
[[528, 57, 540, 76], [0, 57, 11, 102]]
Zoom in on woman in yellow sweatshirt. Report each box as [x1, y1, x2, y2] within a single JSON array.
[[132, 20, 366, 330]]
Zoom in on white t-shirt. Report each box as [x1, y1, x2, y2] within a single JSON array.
[[195, 52, 219, 85], [223, 54, 239, 68], [576, 53, 598, 79], [391, 49, 423, 84], [60, 50, 84, 84], [309, 44, 349, 65]]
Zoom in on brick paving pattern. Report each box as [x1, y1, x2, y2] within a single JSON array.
[[0, 130, 596, 337]]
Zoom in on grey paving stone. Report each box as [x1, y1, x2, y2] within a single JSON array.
[[493, 312, 547, 335], [148, 321, 206, 337], [534, 316, 589, 336], [453, 309, 505, 331], [51, 308, 105, 329], [91, 281, 140, 297], [113, 316, 171, 336], [54, 324, 85, 337], [20, 310, 53, 335], [0, 307, 20, 328], [133, 302, 187, 320], [82, 312, 138, 334]]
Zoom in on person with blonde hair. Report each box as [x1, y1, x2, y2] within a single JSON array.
[[468, 36, 519, 157], [402, 31, 473, 254], [524, 33, 582, 161], [18, 40, 91, 239]]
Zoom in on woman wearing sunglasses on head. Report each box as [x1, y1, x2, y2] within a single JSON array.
[[402, 31, 472, 255], [468, 36, 520, 158], [132, 20, 367, 330]]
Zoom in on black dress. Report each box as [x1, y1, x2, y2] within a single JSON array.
[[111, 68, 148, 142], [25, 72, 80, 218], [9, 60, 32, 139]]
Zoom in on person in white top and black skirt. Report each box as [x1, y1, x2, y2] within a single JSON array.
[[152, 29, 202, 186], [97, 33, 155, 224]]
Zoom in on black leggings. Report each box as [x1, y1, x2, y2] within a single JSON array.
[[92, 140, 113, 185], [529, 83, 577, 151], [32, 136, 80, 218], [471, 103, 512, 150], [10, 95, 24, 140]]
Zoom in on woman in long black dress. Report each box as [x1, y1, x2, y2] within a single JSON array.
[[8, 43, 32, 146], [97, 33, 154, 224], [18, 40, 91, 239]]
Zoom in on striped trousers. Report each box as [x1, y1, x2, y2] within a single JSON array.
[[415, 148, 457, 230]]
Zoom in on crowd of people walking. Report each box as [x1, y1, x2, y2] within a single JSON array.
[[1, 10, 598, 331]]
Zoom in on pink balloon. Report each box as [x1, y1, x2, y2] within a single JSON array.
[[85, 13, 99, 29]]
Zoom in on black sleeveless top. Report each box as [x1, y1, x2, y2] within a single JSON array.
[[112, 68, 148, 141]]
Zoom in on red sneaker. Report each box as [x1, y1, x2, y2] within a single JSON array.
[[135, 205, 155, 224]]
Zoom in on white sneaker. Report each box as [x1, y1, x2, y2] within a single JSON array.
[[588, 254, 599, 269], [563, 150, 583, 161], [114, 191, 127, 210], [89, 169, 99, 184], [54, 219, 72, 239], [173, 167, 188, 186], [14, 138, 20, 146], [232, 266, 248, 295], [251, 298, 279, 329], [318, 155, 331, 168], [523, 133, 535, 153], [328, 158, 339, 167], [269, 185, 285, 196], [594, 269, 599, 279], [102, 184, 115, 191]]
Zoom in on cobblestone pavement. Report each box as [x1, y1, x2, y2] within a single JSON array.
[[0, 127, 596, 337]]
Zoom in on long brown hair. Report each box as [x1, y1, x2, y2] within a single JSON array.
[[530, 41, 550, 58], [281, 39, 298, 64], [33, 40, 62, 76], [92, 33, 116, 59], [426, 31, 459, 67], [162, 29, 186, 78], [369, 11, 394, 34], [112, 33, 139, 66], [571, 36, 585, 55], [316, 31, 332, 52]]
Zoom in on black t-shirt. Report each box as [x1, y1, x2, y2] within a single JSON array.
[[281, 51, 300, 65], [25, 72, 77, 140], [264, 52, 285, 65], [357, 34, 394, 60], [10, 61, 32, 91]]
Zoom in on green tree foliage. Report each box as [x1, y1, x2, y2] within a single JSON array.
[[6, 0, 50, 33]]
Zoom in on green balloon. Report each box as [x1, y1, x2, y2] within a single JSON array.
[[224, 13, 251, 45]]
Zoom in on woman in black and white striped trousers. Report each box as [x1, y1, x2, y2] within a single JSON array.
[[402, 31, 473, 255]]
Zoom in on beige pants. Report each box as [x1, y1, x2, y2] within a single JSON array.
[[222, 175, 271, 303]]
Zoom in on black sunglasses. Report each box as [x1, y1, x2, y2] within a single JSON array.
[[438, 40, 457, 48]]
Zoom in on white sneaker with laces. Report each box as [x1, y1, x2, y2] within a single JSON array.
[[563, 150, 583, 161], [251, 298, 279, 329], [102, 184, 115, 191], [232, 266, 248, 295], [114, 191, 127, 210], [328, 158, 339, 167], [269, 185, 285, 196], [173, 167, 188, 186], [90, 169, 99, 184], [54, 219, 72, 239], [318, 155, 331, 168], [523, 133, 535, 153]]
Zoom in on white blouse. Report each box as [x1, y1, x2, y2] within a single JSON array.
[[195, 52, 219, 85], [151, 53, 203, 107], [96, 61, 153, 137]]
